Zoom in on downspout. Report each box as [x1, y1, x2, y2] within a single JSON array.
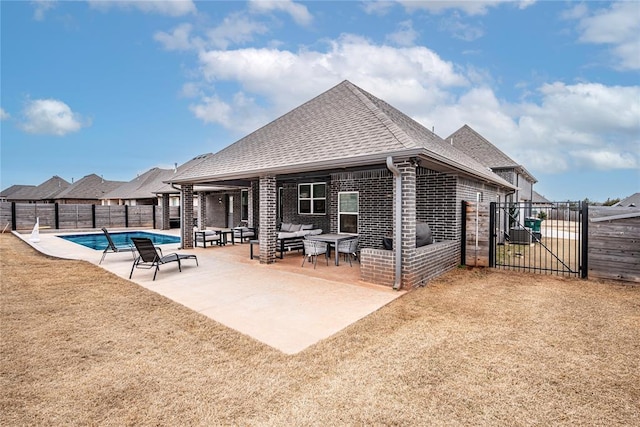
[[386, 156, 402, 290]]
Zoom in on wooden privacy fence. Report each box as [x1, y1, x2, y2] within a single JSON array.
[[588, 207, 640, 283], [0, 202, 174, 231]]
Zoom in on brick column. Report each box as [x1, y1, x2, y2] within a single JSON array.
[[399, 161, 417, 288], [198, 192, 207, 229], [182, 184, 194, 249], [259, 176, 277, 264], [161, 194, 170, 230]]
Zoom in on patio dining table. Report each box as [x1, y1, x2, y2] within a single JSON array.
[[306, 233, 358, 266]]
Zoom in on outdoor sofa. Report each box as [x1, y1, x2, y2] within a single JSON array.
[[276, 223, 323, 258]]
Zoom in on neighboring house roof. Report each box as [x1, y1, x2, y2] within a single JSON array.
[[613, 192, 640, 207], [0, 184, 36, 199], [102, 167, 173, 201], [1, 176, 70, 201], [171, 80, 515, 189], [446, 124, 537, 184], [532, 190, 551, 204], [155, 153, 215, 194], [55, 174, 126, 200]]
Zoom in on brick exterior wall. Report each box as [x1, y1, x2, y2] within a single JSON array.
[[416, 168, 458, 241], [259, 176, 277, 264], [181, 184, 194, 249], [279, 181, 331, 232], [203, 190, 243, 228], [330, 169, 393, 249], [360, 248, 395, 287]]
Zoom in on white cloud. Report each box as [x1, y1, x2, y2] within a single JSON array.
[[571, 149, 637, 170], [0, 108, 9, 120], [154, 23, 203, 51], [32, 0, 57, 21], [397, 0, 533, 16], [189, 92, 270, 134], [193, 35, 467, 129], [386, 20, 419, 47], [567, 1, 640, 70], [174, 26, 637, 175], [207, 12, 270, 49], [248, 0, 313, 26], [19, 99, 89, 136], [439, 12, 485, 41], [87, 0, 196, 17]]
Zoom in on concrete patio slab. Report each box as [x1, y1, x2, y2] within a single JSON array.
[[14, 229, 404, 354]]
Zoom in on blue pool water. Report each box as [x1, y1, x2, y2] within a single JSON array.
[[59, 231, 180, 250]]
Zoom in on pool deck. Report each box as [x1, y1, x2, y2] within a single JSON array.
[[14, 228, 404, 354]]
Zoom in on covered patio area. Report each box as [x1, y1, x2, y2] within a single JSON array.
[[15, 229, 403, 354]]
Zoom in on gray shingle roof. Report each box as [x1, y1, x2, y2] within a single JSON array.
[[446, 124, 537, 183], [171, 80, 514, 188], [614, 192, 640, 207], [0, 185, 36, 199], [1, 176, 70, 201], [102, 167, 173, 200], [56, 174, 126, 200], [156, 153, 214, 193], [532, 190, 551, 204]]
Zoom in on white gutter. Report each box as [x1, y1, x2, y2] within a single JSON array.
[[386, 156, 402, 290]]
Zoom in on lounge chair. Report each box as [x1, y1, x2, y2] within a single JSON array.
[[100, 227, 136, 264], [301, 239, 328, 269], [129, 237, 198, 281]]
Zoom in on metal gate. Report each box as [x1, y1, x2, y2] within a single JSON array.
[[489, 201, 588, 278]]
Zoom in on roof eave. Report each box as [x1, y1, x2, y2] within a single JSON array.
[[168, 148, 516, 190]]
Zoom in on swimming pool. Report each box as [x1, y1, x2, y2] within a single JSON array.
[[59, 231, 180, 251]]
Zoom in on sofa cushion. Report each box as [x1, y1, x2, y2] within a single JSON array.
[[277, 231, 298, 239], [300, 224, 314, 230], [280, 222, 293, 232]]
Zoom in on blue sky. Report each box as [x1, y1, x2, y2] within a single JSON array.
[[1, 0, 638, 202]]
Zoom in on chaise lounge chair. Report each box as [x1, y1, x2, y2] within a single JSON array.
[[129, 237, 198, 281], [100, 227, 136, 264]]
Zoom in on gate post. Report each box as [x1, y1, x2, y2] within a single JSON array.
[[581, 202, 589, 278], [54, 203, 59, 229], [489, 202, 496, 267]]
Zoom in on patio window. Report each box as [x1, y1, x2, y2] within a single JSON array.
[[241, 189, 248, 221], [338, 191, 358, 234], [298, 183, 326, 214]]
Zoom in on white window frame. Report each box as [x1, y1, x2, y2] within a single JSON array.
[[298, 182, 326, 215], [240, 189, 249, 221], [338, 191, 359, 234]]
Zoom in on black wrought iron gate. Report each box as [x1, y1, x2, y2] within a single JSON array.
[[489, 201, 588, 278]]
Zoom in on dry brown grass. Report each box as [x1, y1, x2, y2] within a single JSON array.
[[1, 233, 639, 426]]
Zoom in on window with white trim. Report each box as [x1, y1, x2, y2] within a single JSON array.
[[298, 183, 326, 214], [240, 189, 249, 221], [338, 191, 358, 234]]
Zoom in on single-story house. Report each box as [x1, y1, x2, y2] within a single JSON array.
[[102, 167, 174, 206], [168, 80, 518, 289], [0, 176, 70, 203], [55, 174, 126, 205]]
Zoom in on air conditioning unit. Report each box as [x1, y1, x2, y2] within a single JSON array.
[[509, 228, 532, 245]]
